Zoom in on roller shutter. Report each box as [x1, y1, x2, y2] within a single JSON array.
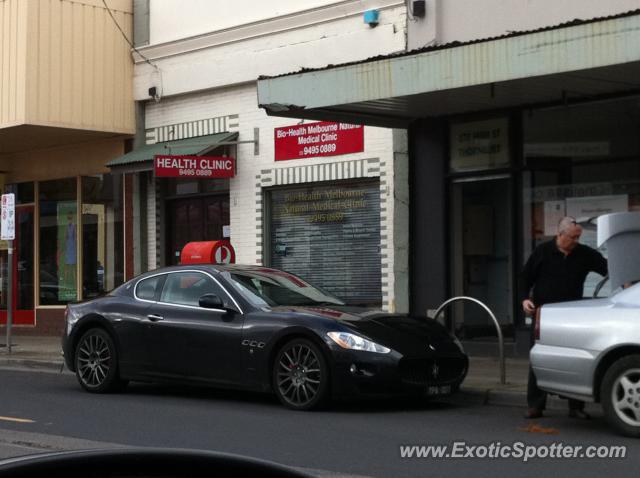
[[269, 180, 381, 306]]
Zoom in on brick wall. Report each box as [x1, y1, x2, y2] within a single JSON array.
[[3, 308, 66, 336], [145, 84, 402, 311]]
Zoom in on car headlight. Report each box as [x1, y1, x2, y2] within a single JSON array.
[[327, 332, 391, 354], [65, 307, 80, 336]]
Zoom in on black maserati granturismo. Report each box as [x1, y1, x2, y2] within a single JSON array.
[[62, 264, 468, 410]]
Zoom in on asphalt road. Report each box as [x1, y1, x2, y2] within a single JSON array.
[[0, 368, 639, 478]]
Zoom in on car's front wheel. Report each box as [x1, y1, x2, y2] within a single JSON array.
[[601, 354, 640, 437], [273, 338, 329, 410], [74, 328, 127, 393]]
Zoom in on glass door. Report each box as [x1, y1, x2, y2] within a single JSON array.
[[450, 177, 513, 338], [0, 205, 35, 326]]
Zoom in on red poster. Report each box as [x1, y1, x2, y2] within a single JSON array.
[[154, 155, 235, 178], [274, 122, 364, 161]]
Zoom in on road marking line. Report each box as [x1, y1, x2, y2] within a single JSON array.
[[0, 416, 35, 424]]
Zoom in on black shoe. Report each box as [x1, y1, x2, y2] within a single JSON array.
[[568, 409, 591, 419], [524, 408, 543, 419]]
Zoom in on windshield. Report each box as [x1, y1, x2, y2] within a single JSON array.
[[221, 269, 345, 307]]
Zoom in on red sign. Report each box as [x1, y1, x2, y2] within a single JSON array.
[[274, 121, 364, 161], [154, 155, 235, 178]]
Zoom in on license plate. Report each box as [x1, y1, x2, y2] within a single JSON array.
[[427, 385, 451, 396]]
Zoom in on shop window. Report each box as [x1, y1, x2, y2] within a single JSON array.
[[17, 182, 34, 204], [1, 185, 35, 320], [201, 179, 230, 194], [449, 117, 510, 172], [82, 175, 124, 299], [5, 182, 35, 204], [523, 97, 640, 297], [165, 178, 230, 197], [39, 178, 77, 305]]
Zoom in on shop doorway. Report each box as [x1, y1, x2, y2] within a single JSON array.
[[166, 196, 229, 265], [0, 205, 35, 326], [450, 176, 513, 338]]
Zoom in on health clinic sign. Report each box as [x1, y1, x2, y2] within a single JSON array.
[[274, 122, 364, 161], [154, 155, 235, 178]]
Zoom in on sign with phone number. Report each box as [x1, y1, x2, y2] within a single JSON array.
[[274, 121, 364, 161], [154, 155, 235, 178]]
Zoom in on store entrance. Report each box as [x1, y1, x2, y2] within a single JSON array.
[[166, 196, 229, 265], [0, 205, 35, 326], [450, 177, 513, 339]]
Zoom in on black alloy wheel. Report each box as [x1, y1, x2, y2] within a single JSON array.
[[273, 338, 329, 410], [74, 328, 127, 393]]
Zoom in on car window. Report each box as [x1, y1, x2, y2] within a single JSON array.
[[135, 275, 164, 301], [222, 270, 344, 307], [160, 272, 221, 307], [227, 276, 272, 307]]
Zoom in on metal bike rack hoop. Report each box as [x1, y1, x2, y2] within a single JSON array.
[[432, 296, 506, 385]]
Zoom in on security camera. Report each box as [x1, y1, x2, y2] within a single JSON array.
[[412, 0, 426, 18], [148, 86, 161, 103]]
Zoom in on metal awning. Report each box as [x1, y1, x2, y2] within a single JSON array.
[[107, 132, 239, 170], [257, 11, 640, 127]]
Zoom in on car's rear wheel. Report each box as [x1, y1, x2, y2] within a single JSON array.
[[601, 354, 640, 437], [75, 328, 127, 393], [273, 338, 329, 410]]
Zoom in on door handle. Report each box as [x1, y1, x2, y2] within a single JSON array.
[[147, 314, 164, 322]]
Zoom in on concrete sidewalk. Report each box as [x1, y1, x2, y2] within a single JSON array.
[[0, 335, 594, 412], [0, 336, 64, 372]]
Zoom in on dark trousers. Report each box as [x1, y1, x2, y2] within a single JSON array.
[[527, 327, 584, 411]]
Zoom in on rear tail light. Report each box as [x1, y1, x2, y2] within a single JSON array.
[[534, 308, 541, 341]]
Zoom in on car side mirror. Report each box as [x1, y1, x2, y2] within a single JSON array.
[[199, 293, 225, 309]]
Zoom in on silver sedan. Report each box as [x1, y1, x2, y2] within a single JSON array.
[[531, 283, 640, 437]]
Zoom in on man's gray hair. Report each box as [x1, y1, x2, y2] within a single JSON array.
[[558, 216, 578, 234]]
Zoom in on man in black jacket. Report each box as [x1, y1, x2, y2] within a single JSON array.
[[520, 216, 608, 419]]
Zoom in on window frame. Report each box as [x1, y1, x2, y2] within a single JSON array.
[[134, 273, 166, 302], [133, 269, 243, 313]]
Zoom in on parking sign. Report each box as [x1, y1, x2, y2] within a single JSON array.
[[1, 193, 15, 240]]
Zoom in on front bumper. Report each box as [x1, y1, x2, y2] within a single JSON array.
[[330, 349, 468, 398], [61, 331, 76, 372]]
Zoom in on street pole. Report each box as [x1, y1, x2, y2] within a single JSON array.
[[1, 192, 15, 353], [6, 240, 12, 354]]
